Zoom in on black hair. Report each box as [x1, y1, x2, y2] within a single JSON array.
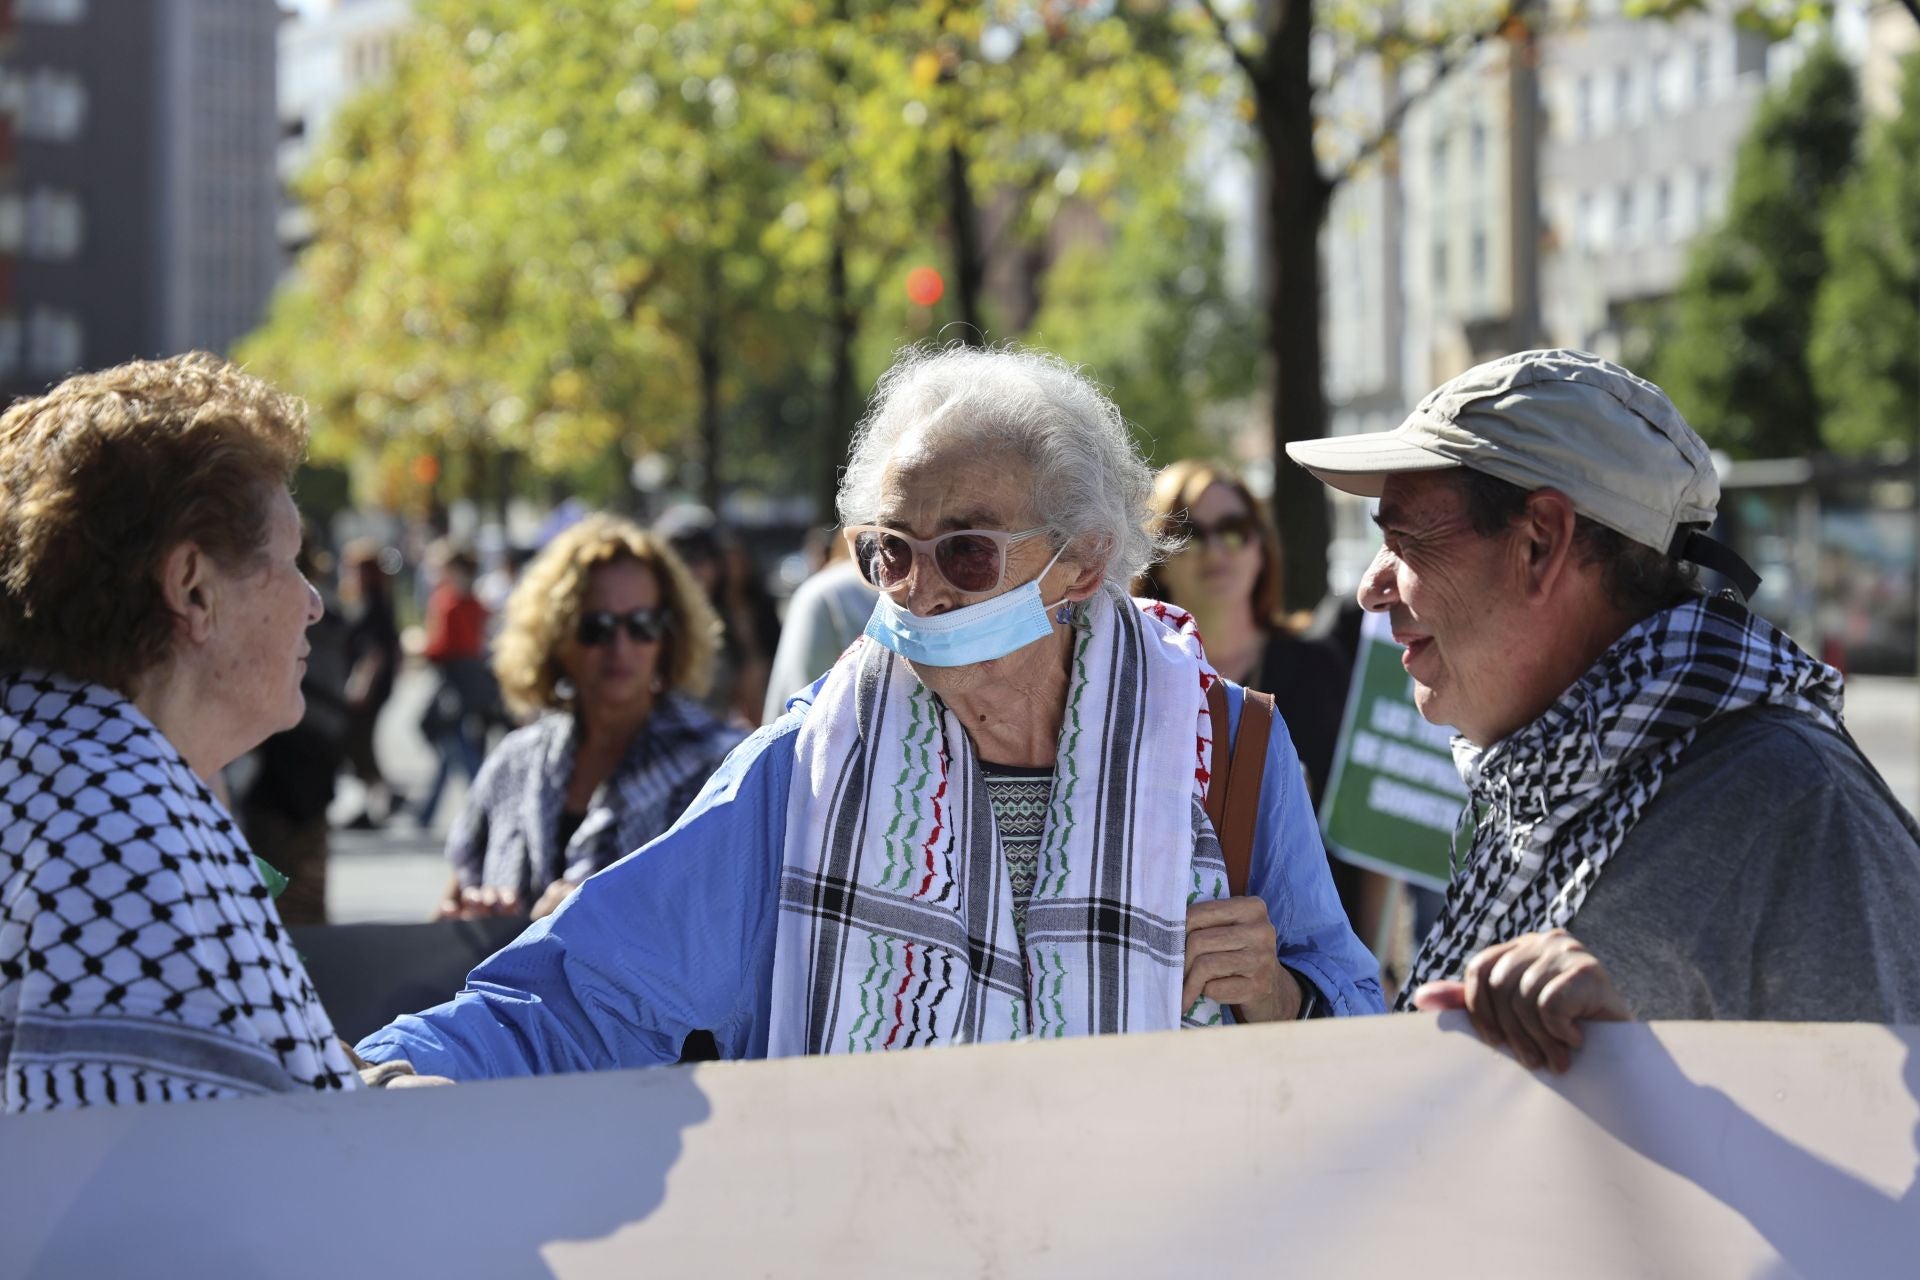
[[1453, 468, 1700, 617]]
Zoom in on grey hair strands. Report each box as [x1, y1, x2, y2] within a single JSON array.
[[836, 344, 1172, 592]]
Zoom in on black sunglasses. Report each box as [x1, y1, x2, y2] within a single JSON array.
[[576, 607, 672, 647]]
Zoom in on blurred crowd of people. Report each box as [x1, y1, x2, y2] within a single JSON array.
[[231, 494, 809, 926]]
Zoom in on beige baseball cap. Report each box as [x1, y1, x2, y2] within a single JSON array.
[[1286, 349, 1758, 596]]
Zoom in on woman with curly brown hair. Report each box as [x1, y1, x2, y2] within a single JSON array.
[[0, 353, 359, 1110], [436, 515, 743, 923]]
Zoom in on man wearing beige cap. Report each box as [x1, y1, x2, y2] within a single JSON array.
[[1288, 349, 1920, 1071]]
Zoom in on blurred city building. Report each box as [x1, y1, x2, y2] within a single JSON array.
[[1863, 4, 1920, 111], [1537, 11, 1772, 365], [276, 0, 410, 263], [1315, 0, 1916, 670], [0, 0, 280, 401]]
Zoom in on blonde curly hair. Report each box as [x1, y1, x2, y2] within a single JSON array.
[[493, 514, 721, 718]]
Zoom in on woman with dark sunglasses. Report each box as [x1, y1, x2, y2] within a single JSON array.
[[1142, 461, 1383, 940], [360, 346, 1380, 1084], [433, 515, 742, 924], [1143, 461, 1351, 814]]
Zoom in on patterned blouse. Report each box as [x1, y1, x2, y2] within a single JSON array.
[[979, 761, 1054, 947], [0, 671, 357, 1110], [448, 693, 744, 901]]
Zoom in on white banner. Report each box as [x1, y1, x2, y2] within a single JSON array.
[[2, 1014, 1915, 1278]]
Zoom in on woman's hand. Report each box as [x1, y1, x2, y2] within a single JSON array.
[[1411, 928, 1630, 1073], [1183, 896, 1301, 1022], [530, 877, 580, 920], [433, 875, 522, 920], [432, 873, 466, 921]]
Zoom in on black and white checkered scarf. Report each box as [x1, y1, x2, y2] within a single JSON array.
[[0, 671, 357, 1109], [1396, 595, 1846, 1007]]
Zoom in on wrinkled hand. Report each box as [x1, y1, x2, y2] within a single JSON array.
[[530, 877, 580, 921], [1184, 897, 1299, 1023], [1412, 928, 1630, 1073], [354, 1056, 457, 1089], [434, 884, 523, 921]]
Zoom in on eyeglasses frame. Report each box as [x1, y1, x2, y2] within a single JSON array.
[[842, 523, 1054, 595]]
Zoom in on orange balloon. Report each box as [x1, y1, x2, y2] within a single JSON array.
[[905, 265, 945, 307]]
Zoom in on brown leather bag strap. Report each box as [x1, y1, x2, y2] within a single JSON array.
[[1204, 680, 1231, 839], [1201, 682, 1275, 898], [1219, 690, 1275, 898]]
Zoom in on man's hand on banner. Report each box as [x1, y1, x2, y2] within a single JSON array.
[[1411, 928, 1629, 1073], [1184, 897, 1301, 1022]]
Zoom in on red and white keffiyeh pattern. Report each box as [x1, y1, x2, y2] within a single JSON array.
[[769, 589, 1231, 1056]]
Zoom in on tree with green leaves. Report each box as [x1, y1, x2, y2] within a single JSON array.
[[1810, 51, 1919, 457], [245, 0, 1222, 516], [1654, 41, 1861, 459], [1028, 186, 1261, 466], [247, 0, 826, 513]]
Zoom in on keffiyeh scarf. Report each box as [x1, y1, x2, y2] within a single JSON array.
[[1396, 595, 1846, 1007], [769, 589, 1230, 1055], [0, 671, 357, 1109]]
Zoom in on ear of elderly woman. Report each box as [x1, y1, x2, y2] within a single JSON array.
[[358, 347, 1381, 1080], [0, 354, 366, 1110]]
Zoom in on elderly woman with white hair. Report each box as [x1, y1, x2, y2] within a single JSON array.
[[357, 347, 1380, 1076]]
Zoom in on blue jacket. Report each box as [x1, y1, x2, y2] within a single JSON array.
[[358, 679, 1384, 1077]]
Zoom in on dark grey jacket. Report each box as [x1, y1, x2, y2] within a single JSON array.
[[1574, 705, 1920, 1022]]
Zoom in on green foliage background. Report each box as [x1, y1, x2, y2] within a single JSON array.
[[1810, 51, 1920, 457], [1654, 42, 1861, 459], [240, 0, 1258, 514]]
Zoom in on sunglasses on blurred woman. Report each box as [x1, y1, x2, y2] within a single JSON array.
[[1175, 512, 1257, 553], [576, 607, 672, 647]]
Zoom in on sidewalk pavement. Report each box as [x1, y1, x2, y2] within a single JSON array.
[[326, 662, 466, 924], [1840, 675, 1918, 818]]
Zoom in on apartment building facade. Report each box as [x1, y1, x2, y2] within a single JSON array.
[[0, 0, 279, 400]]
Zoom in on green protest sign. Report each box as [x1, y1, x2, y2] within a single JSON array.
[[1319, 612, 1467, 890]]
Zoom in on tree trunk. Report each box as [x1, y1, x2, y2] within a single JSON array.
[[946, 140, 987, 345], [1505, 21, 1543, 351], [464, 436, 489, 511], [821, 17, 860, 526], [823, 230, 858, 524], [697, 254, 723, 514], [427, 443, 450, 534], [1258, 1, 1334, 612], [493, 448, 515, 530]]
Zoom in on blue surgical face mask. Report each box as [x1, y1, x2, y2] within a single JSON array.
[[864, 545, 1070, 668]]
